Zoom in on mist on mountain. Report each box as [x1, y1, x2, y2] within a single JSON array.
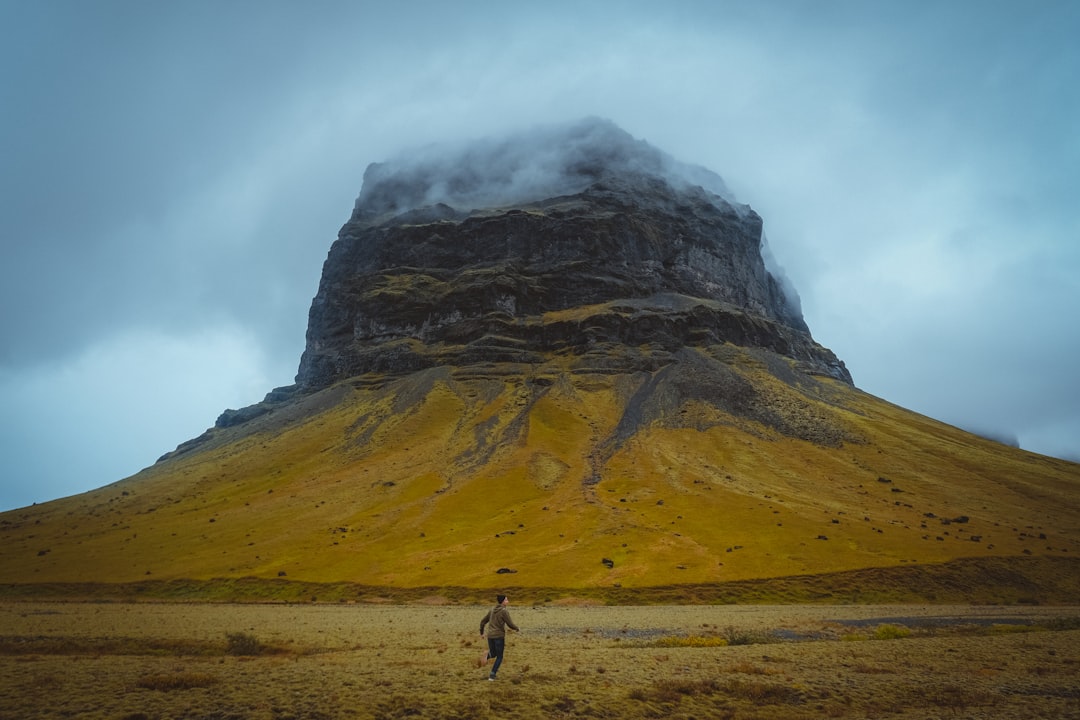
[[352, 117, 737, 219], [344, 117, 805, 333]]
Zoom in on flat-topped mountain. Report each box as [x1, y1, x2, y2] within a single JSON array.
[[297, 118, 842, 395], [1, 119, 1077, 603]]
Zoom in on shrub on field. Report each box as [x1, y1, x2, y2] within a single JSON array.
[[920, 684, 997, 712], [728, 661, 781, 675], [631, 678, 801, 706], [644, 679, 721, 703], [655, 635, 729, 648], [634, 625, 771, 648], [136, 672, 217, 691], [873, 624, 911, 640], [373, 694, 425, 719], [722, 625, 763, 646], [987, 623, 1035, 635], [225, 632, 264, 656], [1040, 616, 1080, 631], [722, 678, 804, 704]]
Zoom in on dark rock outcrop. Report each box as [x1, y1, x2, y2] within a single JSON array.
[[296, 118, 849, 392]]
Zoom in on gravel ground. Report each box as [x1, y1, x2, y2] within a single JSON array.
[[1, 602, 1078, 719]]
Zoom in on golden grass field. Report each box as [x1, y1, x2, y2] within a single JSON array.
[[2, 601, 1078, 720]]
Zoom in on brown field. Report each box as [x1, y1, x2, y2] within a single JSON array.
[[1, 602, 1078, 719]]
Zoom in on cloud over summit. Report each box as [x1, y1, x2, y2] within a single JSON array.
[[353, 117, 736, 219]]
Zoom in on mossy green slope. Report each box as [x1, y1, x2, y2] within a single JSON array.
[[2, 344, 1078, 601]]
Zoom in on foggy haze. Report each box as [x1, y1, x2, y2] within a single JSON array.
[[354, 117, 737, 219], [352, 116, 805, 328]]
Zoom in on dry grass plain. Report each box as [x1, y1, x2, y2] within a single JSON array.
[[1, 601, 1078, 720]]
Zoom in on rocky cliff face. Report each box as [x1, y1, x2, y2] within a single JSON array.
[[294, 119, 849, 394]]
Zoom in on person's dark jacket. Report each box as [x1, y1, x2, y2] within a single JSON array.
[[480, 605, 519, 638]]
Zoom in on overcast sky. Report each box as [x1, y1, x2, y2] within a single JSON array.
[[2, 1, 1078, 511]]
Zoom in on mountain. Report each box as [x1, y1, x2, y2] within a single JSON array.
[[2, 119, 1078, 603]]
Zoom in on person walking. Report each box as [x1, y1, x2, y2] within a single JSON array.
[[478, 594, 519, 680]]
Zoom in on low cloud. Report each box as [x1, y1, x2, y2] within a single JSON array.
[[353, 117, 737, 219]]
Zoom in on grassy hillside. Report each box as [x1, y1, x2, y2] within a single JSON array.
[[2, 344, 1078, 602]]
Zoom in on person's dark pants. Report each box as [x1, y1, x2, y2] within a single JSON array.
[[487, 636, 505, 676]]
